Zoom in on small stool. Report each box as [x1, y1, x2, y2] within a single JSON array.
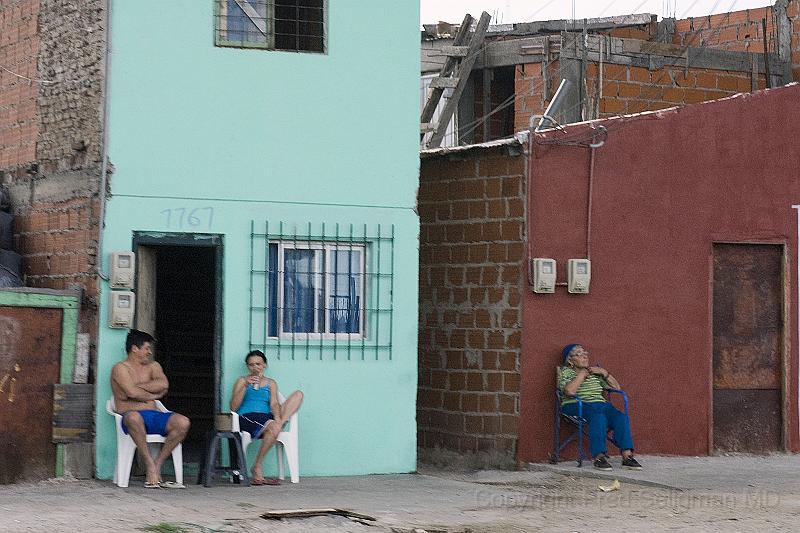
[[197, 431, 250, 487]]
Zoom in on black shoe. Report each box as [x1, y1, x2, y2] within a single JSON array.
[[593, 456, 612, 471], [622, 456, 643, 470]]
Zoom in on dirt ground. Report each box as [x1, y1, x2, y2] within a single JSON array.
[[1, 461, 799, 533]]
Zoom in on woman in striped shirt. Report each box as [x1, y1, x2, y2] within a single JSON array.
[[559, 343, 643, 471]]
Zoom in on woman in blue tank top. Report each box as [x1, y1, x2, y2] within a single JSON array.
[[230, 349, 304, 485]]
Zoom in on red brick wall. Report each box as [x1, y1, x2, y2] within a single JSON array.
[[673, 6, 776, 52], [0, 0, 40, 169], [513, 60, 763, 132], [14, 197, 99, 335], [418, 149, 525, 457], [585, 63, 764, 118]]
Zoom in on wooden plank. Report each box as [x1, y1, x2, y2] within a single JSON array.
[[428, 11, 492, 149], [420, 14, 474, 132], [52, 384, 93, 443], [442, 45, 469, 57], [430, 77, 459, 89]]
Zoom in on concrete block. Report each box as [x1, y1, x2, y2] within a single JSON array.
[[64, 442, 94, 479]]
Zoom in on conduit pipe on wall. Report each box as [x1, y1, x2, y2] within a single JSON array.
[[95, 0, 113, 281], [585, 125, 606, 260]]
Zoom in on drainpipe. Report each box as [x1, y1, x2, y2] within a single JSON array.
[[95, 0, 112, 280]]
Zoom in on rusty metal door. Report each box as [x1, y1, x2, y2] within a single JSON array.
[[0, 307, 63, 483], [712, 244, 783, 452]]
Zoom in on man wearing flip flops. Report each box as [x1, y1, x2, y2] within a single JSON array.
[[111, 329, 191, 488]]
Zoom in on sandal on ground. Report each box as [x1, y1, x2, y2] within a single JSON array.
[[159, 481, 186, 489], [251, 477, 280, 486], [144, 481, 161, 489]]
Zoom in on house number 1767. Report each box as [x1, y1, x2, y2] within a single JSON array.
[[160, 207, 214, 231]]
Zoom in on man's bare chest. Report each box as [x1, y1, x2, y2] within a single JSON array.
[[123, 362, 153, 385]]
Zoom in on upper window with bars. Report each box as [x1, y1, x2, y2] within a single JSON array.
[[215, 0, 326, 53]]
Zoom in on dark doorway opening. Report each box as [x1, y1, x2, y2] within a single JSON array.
[[134, 234, 223, 464], [712, 243, 784, 453]]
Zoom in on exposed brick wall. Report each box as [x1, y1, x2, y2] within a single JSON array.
[[418, 148, 525, 458], [513, 60, 765, 131], [585, 63, 764, 118], [673, 7, 776, 52], [1, 0, 105, 379], [0, 0, 40, 169]]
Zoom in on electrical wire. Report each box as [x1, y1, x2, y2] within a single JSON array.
[[427, 0, 760, 148], [0, 65, 58, 85]]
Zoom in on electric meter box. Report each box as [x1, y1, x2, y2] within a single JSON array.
[[108, 291, 135, 328], [531, 258, 557, 293], [567, 258, 591, 294], [110, 251, 136, 289]]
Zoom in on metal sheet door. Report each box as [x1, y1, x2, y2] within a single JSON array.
[[712, 243, 783, 452], [0, 307, 63, 483]]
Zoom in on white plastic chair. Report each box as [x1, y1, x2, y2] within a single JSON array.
[[106, 398, 184, 488], [231, 391, 299, 483]]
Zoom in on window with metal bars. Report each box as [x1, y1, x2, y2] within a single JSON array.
[[215, 0, 325, 53], [249, 222, 395, 360]]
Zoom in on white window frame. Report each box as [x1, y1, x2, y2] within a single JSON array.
[[271, 241, 366, 340]]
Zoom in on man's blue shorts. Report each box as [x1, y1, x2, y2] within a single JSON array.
[[121, 410, 173, 436]]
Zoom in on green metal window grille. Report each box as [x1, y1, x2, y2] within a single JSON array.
[[249, 221, 395, 360], [215, 0, 326, 53]]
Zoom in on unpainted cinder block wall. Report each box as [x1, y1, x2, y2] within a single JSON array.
[[418, 147, 525, 460], [1, 0, 106, 372]]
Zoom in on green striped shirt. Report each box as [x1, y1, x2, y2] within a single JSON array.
[[558, 366, 608, 405]]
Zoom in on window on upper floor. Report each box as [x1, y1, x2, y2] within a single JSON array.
[[215, 0, 326, 53]]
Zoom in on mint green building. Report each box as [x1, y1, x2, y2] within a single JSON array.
[[95, 1, 420, 479]]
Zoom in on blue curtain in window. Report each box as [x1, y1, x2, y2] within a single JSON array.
[[330, 250, 360, 334], [283, 249, 316, 333]]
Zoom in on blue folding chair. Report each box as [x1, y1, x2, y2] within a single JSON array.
[[551, 367, 628, 466]]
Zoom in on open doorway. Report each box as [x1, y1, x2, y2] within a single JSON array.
[[134, 233, 223, 464]]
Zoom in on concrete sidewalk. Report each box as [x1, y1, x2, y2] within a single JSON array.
[[0, 455, 799, 532], [525, 453, 800, 492]]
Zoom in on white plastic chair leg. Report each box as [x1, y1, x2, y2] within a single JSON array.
[[276, 445, 285, 480], [283, 441, 299, 483], [117, 441, 137, 488], [171, 443, 183, 485]]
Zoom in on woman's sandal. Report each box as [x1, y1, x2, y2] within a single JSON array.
[[251, 477, 280, 486]]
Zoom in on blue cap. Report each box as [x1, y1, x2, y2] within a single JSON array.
[[562, 343, 581, 363]]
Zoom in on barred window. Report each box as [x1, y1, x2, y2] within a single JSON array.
[[215, 0, 325, 53], [250, 222, 395, 360]]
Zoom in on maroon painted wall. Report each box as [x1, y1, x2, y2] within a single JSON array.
[[519, 83, 800, 462]]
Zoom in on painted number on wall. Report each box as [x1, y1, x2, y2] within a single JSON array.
[[160, 207, 214, 231]]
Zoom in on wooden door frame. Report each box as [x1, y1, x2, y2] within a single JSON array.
[[132, 232, 224, 413], [0, 288, 79, 477], [708, 241, 788, 453]]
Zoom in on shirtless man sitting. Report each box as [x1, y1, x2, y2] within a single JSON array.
[[110, 329, 190, 488]]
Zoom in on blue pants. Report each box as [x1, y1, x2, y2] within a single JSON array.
[[562, 401, 634, 458]]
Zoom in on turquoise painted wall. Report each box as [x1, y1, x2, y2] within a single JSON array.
[[96, 0, 420, 479]]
